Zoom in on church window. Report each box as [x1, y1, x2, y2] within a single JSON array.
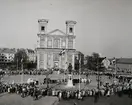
[[47, 54, 51, 67], [40, 36, 45, 41], [69, 27, 73, 33], [61, 39, 66, 48], [53, 53, 59, 61], [68, 39, 73, 49], [40, 36, 45, 47], [67, 54, 72, 63], [41, 26, 45, 31], [61, 55, 65, 68], [47, 39, 52, 48], [54, 39, 60, 48]]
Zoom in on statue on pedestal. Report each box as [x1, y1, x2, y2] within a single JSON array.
[[68, 63, 72, 74], [65, 63, 74, 87]]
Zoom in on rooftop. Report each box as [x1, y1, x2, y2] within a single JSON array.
[[0, 48, 16, 54], [117, 58, 132, 64], [26, 49, 35, 53]]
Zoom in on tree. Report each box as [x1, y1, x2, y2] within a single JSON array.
[[92, 52, 105, 71], [74, 52, 84, 72], [92, 52, 100, 59], [85, 52, 105, 71], [27, 61, 37, 70], [14, 49, 28, 70], [75, 56, 79, 71], [84, 55, 94, 70]]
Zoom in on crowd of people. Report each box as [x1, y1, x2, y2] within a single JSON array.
[[1, 68, 132, 104], [0, 77, 132, 103], [3, 69, 97, 76]]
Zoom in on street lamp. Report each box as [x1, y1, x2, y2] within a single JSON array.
[[64, 62, 68, 83], [17, 58, 18, 70], [97, 57, 100, 90], [21, 56, 24, 84], [79, 53, 81, 92], [46, 72, 49, 89]]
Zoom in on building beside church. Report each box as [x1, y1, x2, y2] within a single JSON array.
[[102, 57, 110, 69], [0, 48, 16, 64], [36, 19, 76, 70], [109, 58, 132, 74], [25, 49, 36, 63]]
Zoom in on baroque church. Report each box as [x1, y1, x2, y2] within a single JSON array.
[[36, 19, 76, 70]]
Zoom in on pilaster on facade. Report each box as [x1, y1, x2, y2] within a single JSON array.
[[72, 53, 75, 70], [59, 55, 61, 69], [45, 37, 47, 48], [73, 39, 75, 49], [66, 37, 68, 49], [41, 52, 45, 69], [37, 51, 40, 70], [52, 38, 54, 48], [44, 53, 47, 69], [65, 52, 68, 70], [60, 38, 62, 49], [51, 53, 54, 68]]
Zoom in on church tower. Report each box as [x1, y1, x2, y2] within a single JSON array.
[[66, 20, 77, 35], [38, 19, 48, 34]]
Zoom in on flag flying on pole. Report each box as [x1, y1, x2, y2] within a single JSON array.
[[59, 49, 66, 56], [112, 58, 116, 65]]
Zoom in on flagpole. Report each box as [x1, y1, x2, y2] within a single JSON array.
[[64, 62, 67, 83], [114, 58, 117, 82], [112, 58, 116, 84], [64, 49, 67, 83], [17, 58, 18, 70], [59, 49, 66, 83], [21, 56, 24, 84], [21, 62, 23, 84], [79, 54, 81, 92]]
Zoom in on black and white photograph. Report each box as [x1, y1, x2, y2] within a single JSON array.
[[0, 0, 132, 105]]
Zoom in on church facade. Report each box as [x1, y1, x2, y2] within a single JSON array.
[[36, 19, 76, 70]]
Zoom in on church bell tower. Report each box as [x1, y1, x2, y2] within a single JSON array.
[[66, 20, 77, 35], [38, 19, 48, 34]]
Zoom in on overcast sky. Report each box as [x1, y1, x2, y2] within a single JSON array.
[[0, 0, 132, 58]]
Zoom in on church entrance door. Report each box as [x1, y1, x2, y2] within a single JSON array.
[[54, 61, 59, 69]]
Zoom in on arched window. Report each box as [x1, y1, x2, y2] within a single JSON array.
[[53, 53, 59, 61], [47, 39, 52, 48], [68, 39, 73, 49], [61, 39, 66, 48], [69, 27, 73, 33], [54, 39, 60, 48], [41, 26, 45, 31]]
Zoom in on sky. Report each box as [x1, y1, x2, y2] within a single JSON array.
[[0, 0, 132, 58]]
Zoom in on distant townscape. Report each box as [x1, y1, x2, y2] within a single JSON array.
[[0, 48, 36, 70], [0, 47, 132, 76]]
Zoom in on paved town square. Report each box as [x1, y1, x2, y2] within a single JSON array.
[[0, 73, 132, 105]]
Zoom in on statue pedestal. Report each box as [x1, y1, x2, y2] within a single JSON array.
[[66, 74, 74, 88]]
